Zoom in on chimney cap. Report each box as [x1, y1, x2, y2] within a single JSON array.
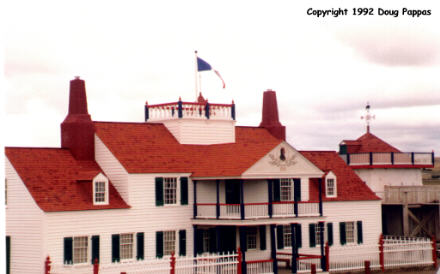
[[74, 76, 81, 80]]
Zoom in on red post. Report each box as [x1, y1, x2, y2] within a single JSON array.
[[379, 234, 385, 272], [121, 272, 127, 274], [237, 247, 242, 274], [311, 263, 316, 274], [170, 252, 176, 274], [45, 256, 51, 274], [364, 260, 371, 274], [432, 235, 438, 269], [325, 241, 330, 271], [93, 258, 99, 274]]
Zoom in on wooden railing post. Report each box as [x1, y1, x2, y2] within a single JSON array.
[[237, 247, 242, 274], [170, 252, 176, 274], [45, 256, 51, 274], [93, 258, 99, 274], [379, 234, 385, 272], [432, 235, 438, 269], [311, 263, 316, 274], [325, 241, 330, 271], [364, 260, 371, 274]]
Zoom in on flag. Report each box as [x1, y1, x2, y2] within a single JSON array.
[[197, 57, 226, 89]]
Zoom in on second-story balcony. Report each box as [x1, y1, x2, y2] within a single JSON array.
[[340, 152, 434, 169]]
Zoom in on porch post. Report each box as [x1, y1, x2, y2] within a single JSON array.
[[240, 180, 245, 220], [270, 224, 278, 274], [193, 225, 198, 257], [318, 178, 323, 217], [216, 180, 220, 219], [239, 227, 247, 274], [268, 180, 273, 218], [319, 221, 326, 271], [291, 223, 298, 274], [193, 180, 197, 218]]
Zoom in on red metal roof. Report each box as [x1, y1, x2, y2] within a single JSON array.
[[301, 151, 380, 201], [342, 132, 400, 153], [5, 147, 129, 212], [93, 122, 282, 177]]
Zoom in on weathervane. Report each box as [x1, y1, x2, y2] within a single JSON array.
[[361, 102, 375, 133]]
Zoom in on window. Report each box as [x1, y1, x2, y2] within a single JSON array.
[[325, 172, 337, 198], [93, 173, 109, 205], [340, 221, 363, 245], [315, 224, 326, 246], [73, 236, 88, 264], [247, 228, 257, 250], [164, 178, 177, 205], [120, 234, 134, 260], [164, 231, 176, 256], [345, 222, 355, 243], [280, 179, 292, 201], [283, 225, 292, 247], [202, 230, 210, 253]]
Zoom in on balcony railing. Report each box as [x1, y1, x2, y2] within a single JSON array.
[[145, 100, 235, 122], [340, 152, 434, 168], [382, 185, 440, 204], [195, 201, 321, 220]]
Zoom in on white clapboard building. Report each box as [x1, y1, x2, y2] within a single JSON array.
[[5, 77, 382, 274]]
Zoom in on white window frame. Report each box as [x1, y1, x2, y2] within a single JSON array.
[[163, 230, 176, 256], [280, 179, 292, 201], [73, 236, 88, 264], [283, 225, 292, 247], [325, 172, 337, 198], [246, 228, 257, 250], [93, 173, 109, 205], [345, 222, 355, 244], [120, 233, 134, 260], [164, 178, 177, 205]]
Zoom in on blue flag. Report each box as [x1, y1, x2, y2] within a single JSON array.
[[197, 57, 212, 71]]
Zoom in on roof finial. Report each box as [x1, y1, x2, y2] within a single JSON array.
[[361, 102, 375, 133]]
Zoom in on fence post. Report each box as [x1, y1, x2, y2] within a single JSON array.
[[237, 247, 242, 274], [311, 263, 316, 274], [379, 234, 385, 272], [364, 260, 371, 274], [170, 252, 176, 274], [432, 235, 438, 269], [93, 258, 99, 274], [325, 241, 330, 271], [45, 256, 51, 274]]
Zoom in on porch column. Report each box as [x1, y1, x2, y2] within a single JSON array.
[[240, 180, 245, 220], [216, 180, 220, 219], [193, 180, 197, 218], [268, 180, 273, 218], [319, 221, 326, 271], [239, 227, 247, 274], [290, 223, 298, 274], [193, 225, 198, 257], [270, 224, 278, 274], [318, 178, 323, 217]]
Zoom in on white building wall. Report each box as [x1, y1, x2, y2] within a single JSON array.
[[95, 135, 130, 203], [44, 172, 194, 273], [355, 169, 423, 194], [159, 119, 236, 145], [5, 158, 46, 274]]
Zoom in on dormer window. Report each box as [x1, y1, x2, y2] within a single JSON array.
[[325, 172, 337, 198], [93, 173, 109, 205]]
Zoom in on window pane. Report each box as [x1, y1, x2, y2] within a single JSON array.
[[95, 181, 106, 203], [120, 234, 133, 259], [164, 231, 176, 256], [283, 225, 292, 247], [326, 179, 335, 196], [346, 222, 355, 243], [202, 230, 210, 253], [247, 228, 257, 250], [280, 179, 292, 201], [73, 236, 88, 264], [315, 224, 326, 245], [164, 178, 177, 204]]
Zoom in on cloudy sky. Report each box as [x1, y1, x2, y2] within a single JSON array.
[[3, 0, 440, 154]]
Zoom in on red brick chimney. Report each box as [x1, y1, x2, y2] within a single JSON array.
[[259, 89, 286, 140], [61, 77, 95, 160]]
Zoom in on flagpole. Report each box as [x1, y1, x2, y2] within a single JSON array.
[[195, 50, 198, 101]]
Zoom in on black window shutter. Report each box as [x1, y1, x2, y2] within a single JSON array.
[[156, 231, 164, 258], [309, 224, 316, 247], [6, 236, 10, 274], [276, 226, 284, 249], [357, 221, 363, 244], [327, 223, 333, 246], [293, 179, 301, 201], [155, 177, 164, 206], [273, 179, 281, 202], [259, 225, 266, 250], [91, 235, 100, 264], [208, 228, 217, 253], [340, 222, 346, 245], [112, 234, 120, 262], [180, 177, 188, 205], [64, 237, 73, 265], [137, 233, 144, 260], [179, 230, 186, 256], [296, 224, 302, 248]]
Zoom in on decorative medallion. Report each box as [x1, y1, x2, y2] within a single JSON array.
[[268, 147, 297, 171]]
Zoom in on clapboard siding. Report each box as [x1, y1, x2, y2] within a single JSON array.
[[5, 158, 45, 274], [355, 169, 423, 194], [95, 135, 130, 203]]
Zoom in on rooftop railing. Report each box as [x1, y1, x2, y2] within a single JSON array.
[[340, 152, 434, 168], [145, 99, 235, 122]]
